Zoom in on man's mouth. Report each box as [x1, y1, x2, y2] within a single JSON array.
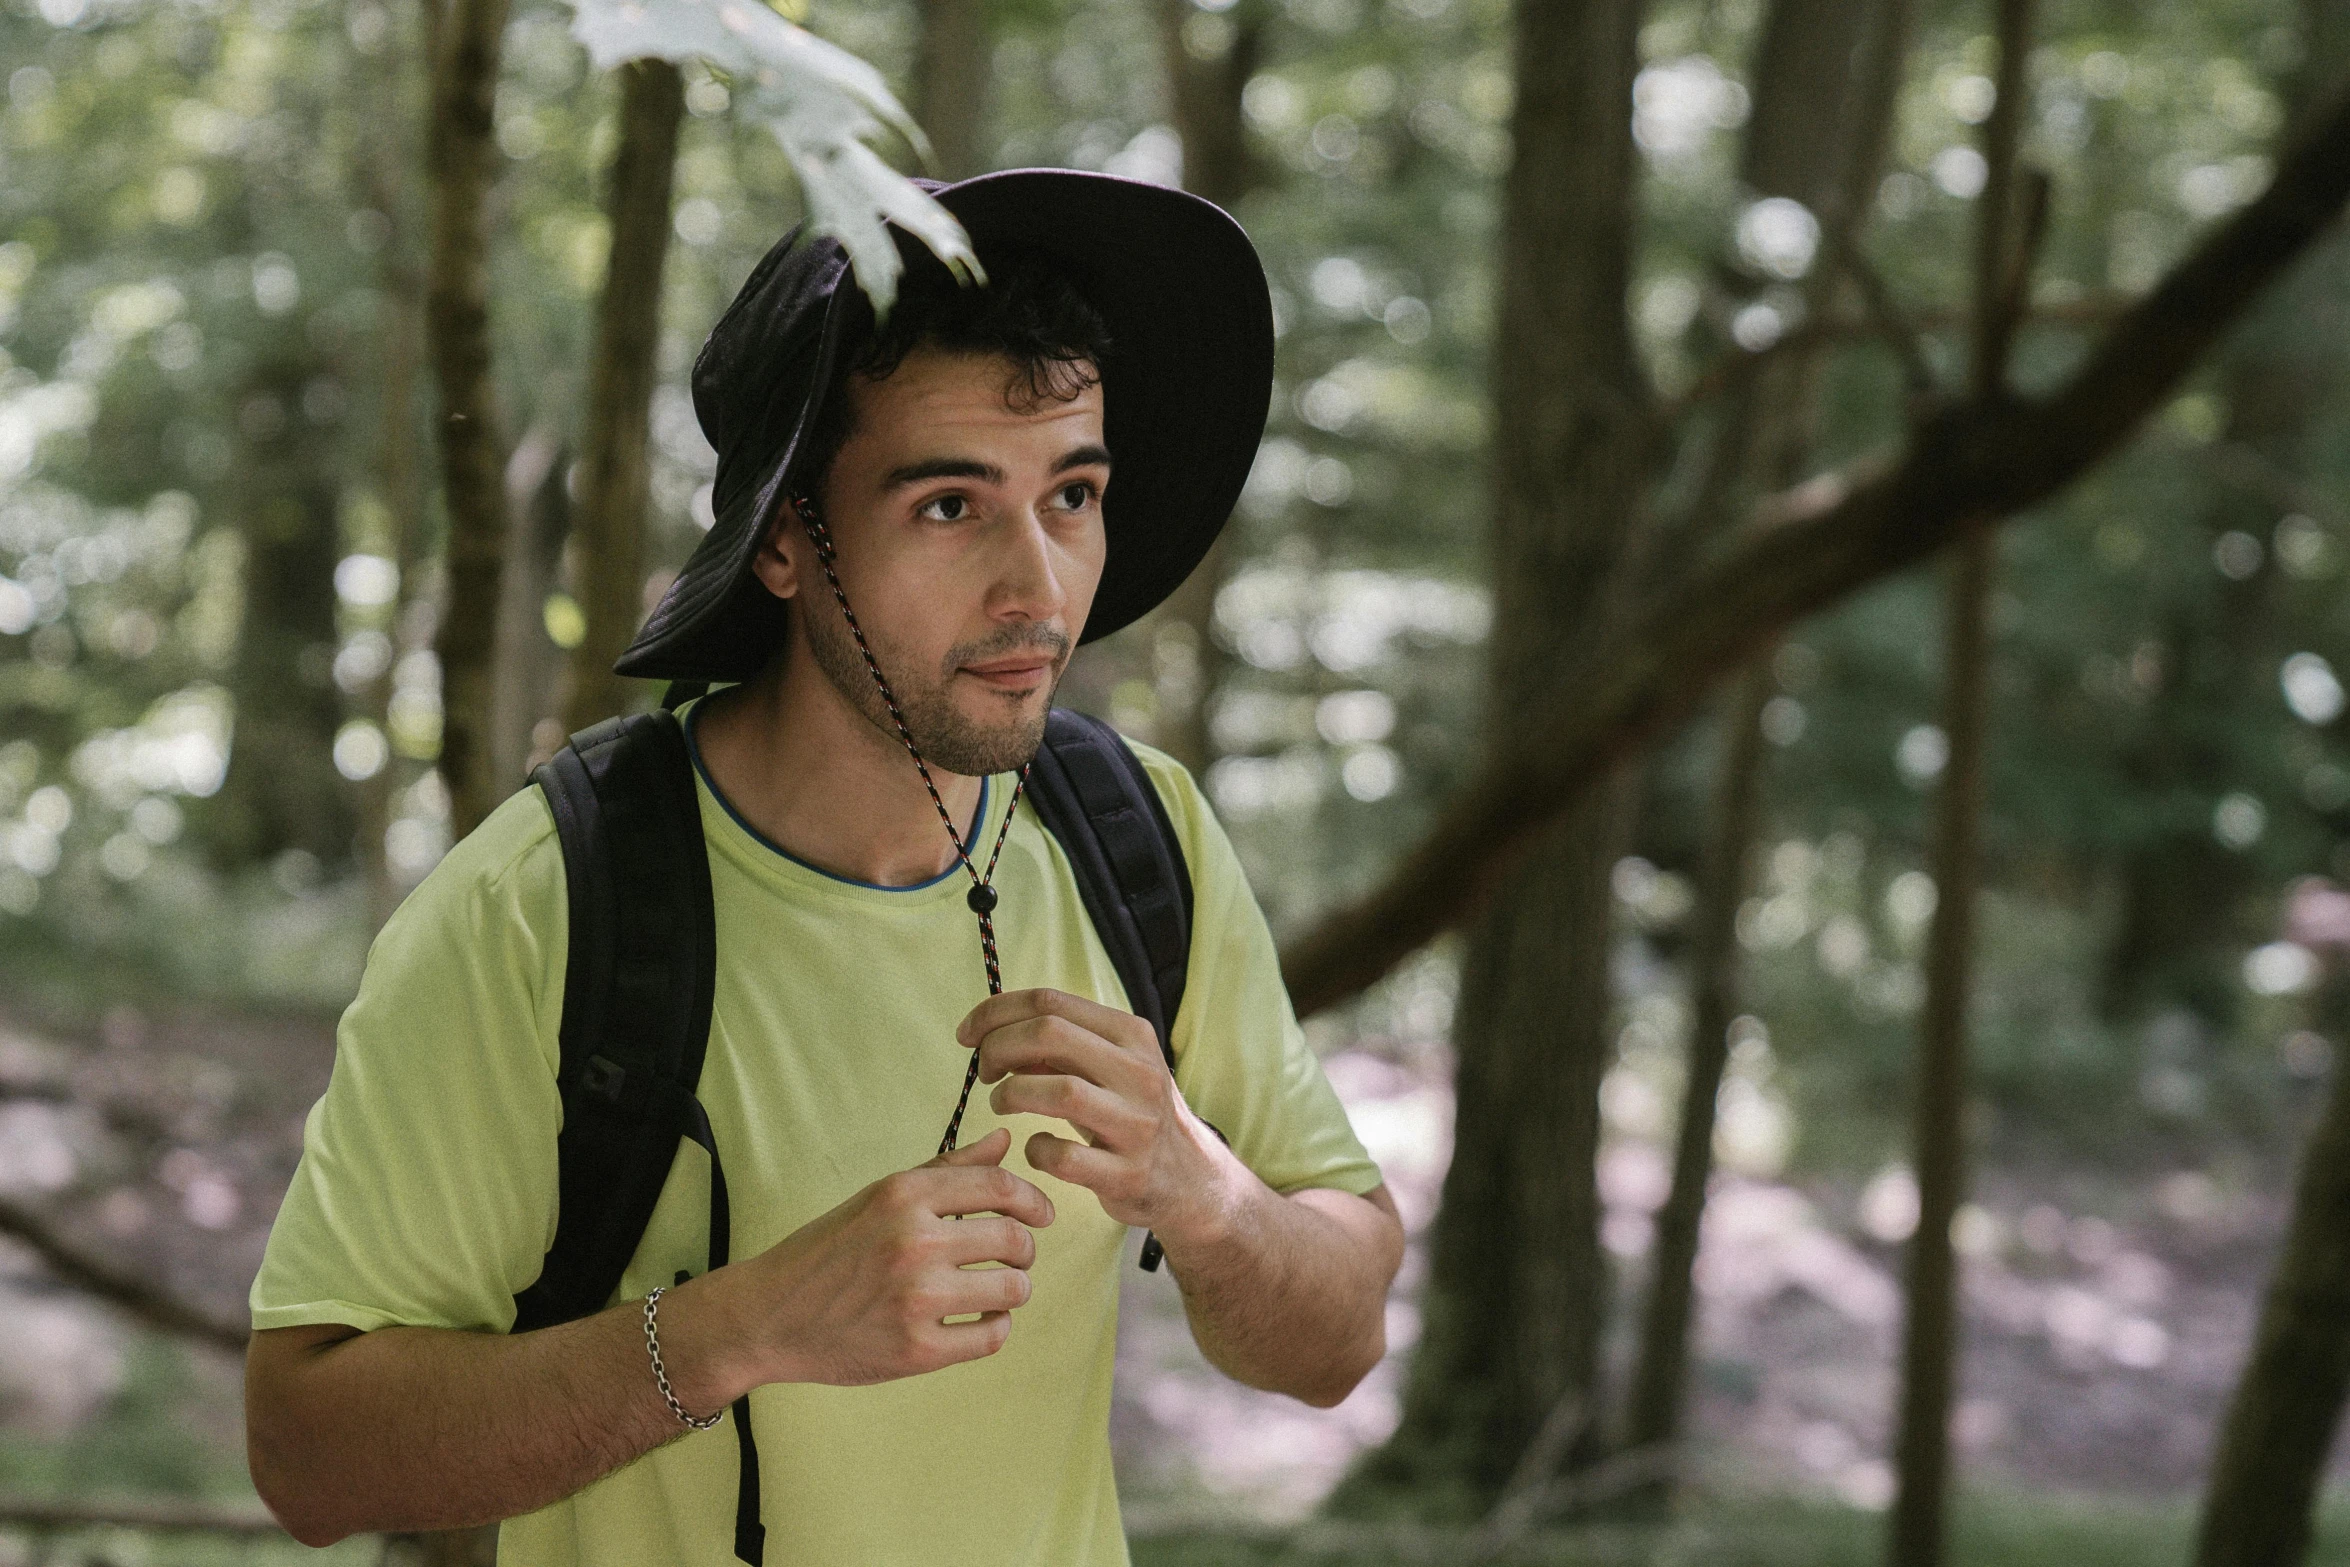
[[959, 654, 1057, 693]]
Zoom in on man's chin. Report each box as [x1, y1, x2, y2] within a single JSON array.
[[917, 695, 1053, 778]]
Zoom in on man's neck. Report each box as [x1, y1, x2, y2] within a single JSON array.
[[690, 647, 984, 888]]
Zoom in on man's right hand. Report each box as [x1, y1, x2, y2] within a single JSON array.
[[712, 1126, 1055, 1388], [247, 1127, 1053, 1543]]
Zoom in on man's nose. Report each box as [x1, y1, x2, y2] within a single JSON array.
[[989, 507, 1069, 623]]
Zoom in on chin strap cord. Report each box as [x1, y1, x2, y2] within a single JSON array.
[[794, 494, 1031, 1155]]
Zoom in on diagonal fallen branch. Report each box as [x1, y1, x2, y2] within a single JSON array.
[[0, 1197, 248, 1353], [1280, 76, 2350, 1019]]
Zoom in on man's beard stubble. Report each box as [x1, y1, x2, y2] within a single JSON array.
[[800, 602, 1067, 777]]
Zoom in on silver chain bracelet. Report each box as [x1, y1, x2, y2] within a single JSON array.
[[642, 1285, 724, 1431]]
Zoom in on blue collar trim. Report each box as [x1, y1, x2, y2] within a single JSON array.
[[681, 700, 989, 893]]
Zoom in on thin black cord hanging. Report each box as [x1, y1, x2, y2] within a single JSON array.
[[795, 495, 1030, 1155]]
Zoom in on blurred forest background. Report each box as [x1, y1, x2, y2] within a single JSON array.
[[8, 0, 2350, 1559]]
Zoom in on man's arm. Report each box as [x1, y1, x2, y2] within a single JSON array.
[[245, 1131, 1051, 1545], [1159, 1171, 1403, 1406], [962, 990, 1406, 1407], [247, 1292, 723, 1546]]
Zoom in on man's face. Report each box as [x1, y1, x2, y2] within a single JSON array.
[[765, 346, 1110, 776]]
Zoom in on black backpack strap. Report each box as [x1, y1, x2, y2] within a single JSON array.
[[509, 710, 768, 1566], [512, 709, 717, 1331], [1025, 708, 1197, 1271], [1026, 708, 1193, 1066]]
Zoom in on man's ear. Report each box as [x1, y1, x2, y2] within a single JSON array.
[[748, 498, 801, 602]]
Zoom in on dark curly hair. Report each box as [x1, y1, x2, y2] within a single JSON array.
[[795, 247, 1114, 496]]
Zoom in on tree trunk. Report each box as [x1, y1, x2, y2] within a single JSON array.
[[214, 353, 355, 871], [560, 59, 684, 737], [1345, 0, 1651, 1510], [2192, 1010, 2350, 1567], [1134, 0, 1260, 776], [2185, 8, 2350, 1561], [425, 0, 515, 838], [357, 0, 431, 929], [1620, 659, 1771, 1463], [910, 0, 992, 182], [491, 430, 571, 788], [1886, 526, 1996, 1567], [1154, 0, 1257, 209], [1617, 0, 1909, 1486], [1354, 775, 1638, 1508], [1887, 0, 2031, 1554]]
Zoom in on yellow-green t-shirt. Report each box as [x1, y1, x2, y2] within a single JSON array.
[[250, 720, 1380, 1566]]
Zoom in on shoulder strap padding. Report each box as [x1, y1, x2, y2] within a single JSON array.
[[511, 709, 716, 1334], [1025, 709, 1193, 1069]]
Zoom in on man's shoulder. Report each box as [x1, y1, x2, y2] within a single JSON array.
[[1079, 729, 1250, 913], [336, 781, 569, 1088], [382, 782, 565, 949], [1099, 731, 1207, 840]]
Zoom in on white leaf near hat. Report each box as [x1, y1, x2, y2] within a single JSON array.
[[563, 0, 980, 315]]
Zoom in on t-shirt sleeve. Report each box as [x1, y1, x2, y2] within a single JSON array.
[[249, 788, 569, 1335], [1138, 748, 1384, 1199]]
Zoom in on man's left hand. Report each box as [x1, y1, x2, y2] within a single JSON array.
[[956, 988, 1231, 1244]]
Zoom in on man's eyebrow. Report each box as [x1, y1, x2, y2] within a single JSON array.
[[880, 445, 1112, 490], [882, 456, 1004, 490]]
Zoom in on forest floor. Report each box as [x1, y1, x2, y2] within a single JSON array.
[[1110, 1041, 2350, 1528], [1127, 1492, 2350, 1566], [0, 1002, 2342, 1560]]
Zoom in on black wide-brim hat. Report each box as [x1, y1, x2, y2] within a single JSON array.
[[614, 169, 1276, 684]]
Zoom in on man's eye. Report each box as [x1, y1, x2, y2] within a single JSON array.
[[919, 494, 969, 522], [1055, 482, 1096, 511]]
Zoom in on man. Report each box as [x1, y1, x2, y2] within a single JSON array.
[[244, 170, 1403, 1564]]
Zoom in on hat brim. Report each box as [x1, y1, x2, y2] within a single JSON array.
[[615, 169, 1274, 685]]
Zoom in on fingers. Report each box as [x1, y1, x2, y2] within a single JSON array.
[[926, 1311, 1013, 1367], [894, 1161, 1057, 1228], [971, 1013, 1154, 1093], [936, 1214, 1038, 1271], [1024, 1130, 1123, 1195], [988, 1071, 1144, 1149], [937, 1264, 1033, 1316], [927, 1127, 1011, 1169], [958, 988, 1156, 1058]]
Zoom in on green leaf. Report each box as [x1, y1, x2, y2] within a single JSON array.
[[565, 0, 983, 313]]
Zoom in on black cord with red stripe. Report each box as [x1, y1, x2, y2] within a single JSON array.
[[795, 494, 1029, 1155]]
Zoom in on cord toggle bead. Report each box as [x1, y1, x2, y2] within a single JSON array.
[[967, 882, 999, 915]]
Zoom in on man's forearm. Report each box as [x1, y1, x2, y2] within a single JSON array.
[[247, 1270, 757, 1545], [1155, 1163, 1404, 1408]]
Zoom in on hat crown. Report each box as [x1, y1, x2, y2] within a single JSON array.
[[691, 228, 848, 514]]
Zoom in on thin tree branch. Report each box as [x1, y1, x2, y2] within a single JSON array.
[[1466, 1392, 1586, 1559], [1840, 238, 1938, 395], [1278, 74, 2350, 1019], [0, 1197, 248, 1352], [1657, 289, 2127, 429], [1969, 0, 2034, 399]]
